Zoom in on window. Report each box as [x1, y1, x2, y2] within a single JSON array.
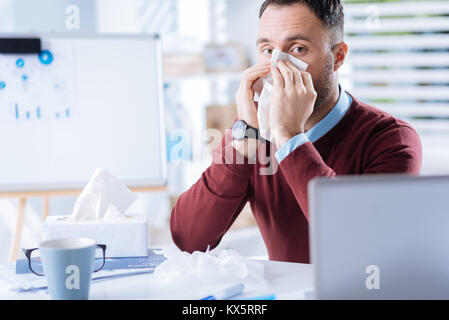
[[342, 0, 449, 174]]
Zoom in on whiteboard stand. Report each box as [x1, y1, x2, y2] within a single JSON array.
[[1, 186, 167, 262]]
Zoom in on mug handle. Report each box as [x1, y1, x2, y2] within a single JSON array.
[[94, 244, 107, 272]]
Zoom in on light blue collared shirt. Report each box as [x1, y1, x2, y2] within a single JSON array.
[[275, 85, 353, 163]]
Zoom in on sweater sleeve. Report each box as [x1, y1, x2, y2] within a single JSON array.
[[170, 130, 254, 253], [278, 124, 422, 221]]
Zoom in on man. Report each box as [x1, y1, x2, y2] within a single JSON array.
[[170, 0, 422, 263]]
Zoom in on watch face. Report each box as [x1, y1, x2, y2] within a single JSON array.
[[232, 120, 247, 140]]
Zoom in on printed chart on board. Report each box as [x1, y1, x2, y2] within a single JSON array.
[[0, 41, 77, 123]]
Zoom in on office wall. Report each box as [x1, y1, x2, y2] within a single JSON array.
[[224, 0, 263, 65]]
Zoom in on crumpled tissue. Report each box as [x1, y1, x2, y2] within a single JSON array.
[[252, 48, 308, 142], [153, 246, 268, 291]]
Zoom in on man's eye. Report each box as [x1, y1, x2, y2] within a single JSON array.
[[292, 47, 306, 54], [263, 48, 273, 55]]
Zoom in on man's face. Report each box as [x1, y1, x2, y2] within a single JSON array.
[[257, 3, 337, 109]]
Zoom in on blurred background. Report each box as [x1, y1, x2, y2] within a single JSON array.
[[0, 0, 448, 262]]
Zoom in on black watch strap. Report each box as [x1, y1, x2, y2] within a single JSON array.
[[244, 125, 263, 140], [232, 120, 265, 142]]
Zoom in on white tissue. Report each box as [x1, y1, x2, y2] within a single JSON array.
[[154, 246, 268, 290], [253, 48, 308, 142], [70, 167, 138, 221]]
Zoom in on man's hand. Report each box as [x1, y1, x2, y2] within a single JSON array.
[[233, 63, 271, 159], [235, 63, 271, 128], [269, 60, 317, 149]]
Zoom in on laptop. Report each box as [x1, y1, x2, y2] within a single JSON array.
[[308, 175, 449, 299]]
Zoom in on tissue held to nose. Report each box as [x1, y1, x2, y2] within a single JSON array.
[[252, 49, 308, 142], [70, 167, 138, 221]]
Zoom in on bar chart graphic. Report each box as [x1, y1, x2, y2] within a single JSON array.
[[13, 104, 72, 120], [0, 41, 76, 122]]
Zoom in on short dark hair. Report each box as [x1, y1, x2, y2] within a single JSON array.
[[259, 0, 344, 45]]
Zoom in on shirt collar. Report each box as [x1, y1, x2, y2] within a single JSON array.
[[306, 85, 352, 143]]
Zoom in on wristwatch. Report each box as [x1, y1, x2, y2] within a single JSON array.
[[231, 120, 265, 141]]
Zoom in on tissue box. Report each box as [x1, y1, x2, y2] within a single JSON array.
[[42, 214, 148, 258]]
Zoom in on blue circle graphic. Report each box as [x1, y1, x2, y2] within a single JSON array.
[[16, 58, 25, 68], [38, 50, 54, 65], [0, 81, 5, 89], [22, 74, 28, 81]]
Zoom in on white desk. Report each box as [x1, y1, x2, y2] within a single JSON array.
[[0, 260, 313, 300]]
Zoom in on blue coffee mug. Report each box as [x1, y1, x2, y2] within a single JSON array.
[[39, 238, 105, 300]]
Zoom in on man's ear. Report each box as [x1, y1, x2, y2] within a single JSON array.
[[333, 42, 348, 72]]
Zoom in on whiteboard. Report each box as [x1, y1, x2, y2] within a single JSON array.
[[0, 34, 167, 192]]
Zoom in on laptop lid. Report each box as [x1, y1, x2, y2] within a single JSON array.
[[309, 175, 449, 299]]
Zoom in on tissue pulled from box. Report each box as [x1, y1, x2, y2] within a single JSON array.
[[42, 167, 146, 257], [70, 167, 138, 221], [253, 48, 308, 142], [153, 246, 267, 290]]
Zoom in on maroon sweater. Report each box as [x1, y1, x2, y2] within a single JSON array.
[[170, 95, 422, 263]]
